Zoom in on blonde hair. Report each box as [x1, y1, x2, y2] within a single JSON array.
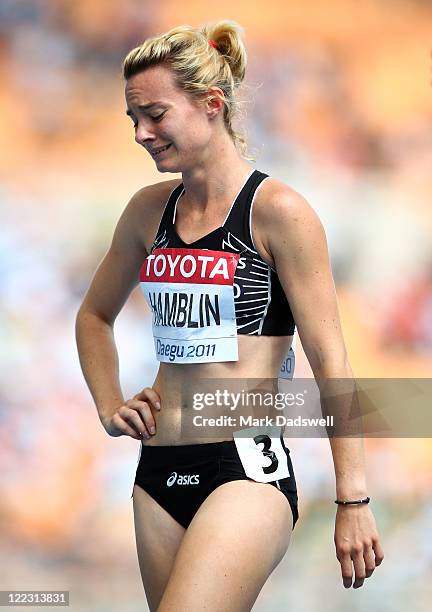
[[122, 20, 255, 161]]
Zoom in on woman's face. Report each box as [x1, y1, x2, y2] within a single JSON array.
[[125, 64, 219, 173]]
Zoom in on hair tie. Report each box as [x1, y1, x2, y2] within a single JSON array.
[[209, 39, 218, 50]]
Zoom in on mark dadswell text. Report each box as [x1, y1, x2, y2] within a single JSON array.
[[193, 415, 334, 427]]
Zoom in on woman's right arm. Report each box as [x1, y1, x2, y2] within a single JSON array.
[[75, 185, 162, 439]]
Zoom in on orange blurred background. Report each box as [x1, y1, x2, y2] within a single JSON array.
[[1, 1, 431, 610]]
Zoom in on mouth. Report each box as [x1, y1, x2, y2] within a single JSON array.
[[151, 144, 172, 157]]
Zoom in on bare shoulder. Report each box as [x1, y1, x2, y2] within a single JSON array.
[[124, 178, 182, 253], [255, 176, 321, 225], [253, 177, 325, 262], [131, 177, 182, 207]]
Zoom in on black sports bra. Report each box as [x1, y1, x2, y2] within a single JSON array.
[[148, 168, 295, 336], [139, 168, 296, 366]]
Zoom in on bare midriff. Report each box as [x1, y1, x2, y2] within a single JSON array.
[[142, 334, 293, 446]]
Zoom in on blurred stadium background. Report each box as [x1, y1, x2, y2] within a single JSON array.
[[1, 0, 431, 610]]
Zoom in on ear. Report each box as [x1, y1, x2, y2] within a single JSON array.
[[205, 87, 225, 118]]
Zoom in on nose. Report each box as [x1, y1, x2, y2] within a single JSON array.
[[134, 122, 156, 146]]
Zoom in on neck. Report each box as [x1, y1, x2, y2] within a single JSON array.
[[180, 133, 253, 214]]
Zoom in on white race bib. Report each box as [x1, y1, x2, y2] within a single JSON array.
[[140, 248, 239, 364], [233, 427, 290, 483]]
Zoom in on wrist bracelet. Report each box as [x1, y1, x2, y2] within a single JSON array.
[[335, 496, 370, 505]]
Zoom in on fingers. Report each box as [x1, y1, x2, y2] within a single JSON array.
[[133, 387, 161, 411], [337, 540, 381, 589], [338, 551, 354, 588], [105, 388, 162, 441], [363, 544, 376, 578], [111, 413, 142, 440], [119, 401, 156, 438], [351, 548, 366, 589], [338, 548, 366, 589], [372, 537, 385, 566]]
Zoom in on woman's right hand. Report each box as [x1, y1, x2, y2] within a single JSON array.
[[102, 387, 161, 440]]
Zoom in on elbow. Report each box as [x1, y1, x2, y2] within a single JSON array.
[[75, 305, 113, 328], [307, 348, 352, 379], [312, 359, 353, 380], [75, 303, 90, 326]]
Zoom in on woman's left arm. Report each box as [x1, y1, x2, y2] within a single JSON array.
[[260, 184, 384, 588]]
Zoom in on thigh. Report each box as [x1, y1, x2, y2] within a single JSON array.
[[132, 484, 185, 611], [157, 480, 293, 612]]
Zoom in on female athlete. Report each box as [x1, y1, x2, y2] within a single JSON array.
[[76, 20, 384, 612]]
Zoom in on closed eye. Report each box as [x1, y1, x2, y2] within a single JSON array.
[[151, 112, 165, 122], [129, 112, 166, 129]]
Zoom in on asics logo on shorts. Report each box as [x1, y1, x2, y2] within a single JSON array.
[[166, 471, 200, 487]]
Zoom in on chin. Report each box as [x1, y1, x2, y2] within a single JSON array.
[[155, 159, 184, 174], [156, 164, 180, 174]]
